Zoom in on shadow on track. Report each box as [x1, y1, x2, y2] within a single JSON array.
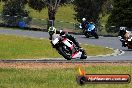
[[79, 36, 100, 39], [122, 49, 132, 51]]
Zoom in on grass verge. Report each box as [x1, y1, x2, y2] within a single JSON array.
[[0, 63, 131, 88], [0, 34, 113, 59]]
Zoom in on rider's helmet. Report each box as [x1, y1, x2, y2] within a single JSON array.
[[119, 27, 127, 32], [89, 21, 94, 24], [82, 18, 86, 22], [120, 27, 126, 30], [119, 27, 127, 36], [48, 26, 56, 35]]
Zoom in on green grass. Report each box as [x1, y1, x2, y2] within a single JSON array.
[[25, 4, 76, 22], [0, 34, 60, 59], [0, 34, 113, 59], [0, 65, 131, 88], [81, 44, 113, 56], [0, 27, 20, 30]]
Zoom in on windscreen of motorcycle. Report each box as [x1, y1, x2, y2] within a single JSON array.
[[87, 24, 95, 31], [52, 34, 60, 45]]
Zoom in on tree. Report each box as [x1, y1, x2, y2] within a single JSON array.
[[28, 0, 69, 27], [28, 0, 46, 12], [2, 0, 30, 26], [73, 0, 106, 23], [2, 0, 71, 28], [106, 0, 132, 32], [101, 0, 113, 16]]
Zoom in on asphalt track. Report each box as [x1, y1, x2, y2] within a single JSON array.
[[0, 28, 132, 63]]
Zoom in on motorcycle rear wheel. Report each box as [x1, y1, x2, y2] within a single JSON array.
[[95, 35, 99, 39], [94, 32, 99, 39]]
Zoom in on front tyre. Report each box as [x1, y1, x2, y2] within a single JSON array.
[[58, 46, 72, 60], [84, 31, 89, 38]]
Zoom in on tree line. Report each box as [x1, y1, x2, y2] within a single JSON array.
[[107, 0, 132, 32]]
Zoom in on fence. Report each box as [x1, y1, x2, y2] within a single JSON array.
[[1, 14, 121, 36], [0, 14, 81, 32]]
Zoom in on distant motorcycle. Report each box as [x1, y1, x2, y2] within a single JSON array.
[[79, 23, 99, 39], [51, 34, 87, 60], [84, 24, 99, 39]]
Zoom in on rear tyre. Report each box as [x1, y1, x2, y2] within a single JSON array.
[[95, 35, 99, 39], [127, 45, 132, 49], [94, 33, 99, 39], [58, 46, 72, 60]]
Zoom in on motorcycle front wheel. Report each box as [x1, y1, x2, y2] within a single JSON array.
[[58, 46, 72, 60], [84, 33, 90, 38]]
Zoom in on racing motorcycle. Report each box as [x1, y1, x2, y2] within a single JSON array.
[[84, 24, 99, 39], [51, 34, 87, 60]]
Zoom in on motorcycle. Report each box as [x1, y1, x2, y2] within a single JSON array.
[[84, 24, 99, 39], [51, 34, 87, 60]]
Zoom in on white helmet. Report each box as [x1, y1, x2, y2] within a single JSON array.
[[120, 27, 127, 31], [82, 18, 86, 21]]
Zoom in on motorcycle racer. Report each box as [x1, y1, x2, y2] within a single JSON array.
[[48, 26, 87, 60], [48, 26, 82, 49], [79, 18, 89, 32], [118, 27, 131, 47]]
